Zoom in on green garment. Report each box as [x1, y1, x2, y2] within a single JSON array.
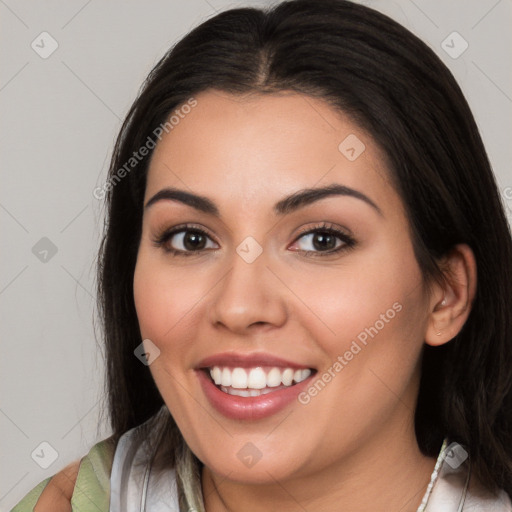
[[11, 436, 115, 512]]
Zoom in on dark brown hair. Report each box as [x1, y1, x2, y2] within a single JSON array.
[[96, 0, 512, 497]]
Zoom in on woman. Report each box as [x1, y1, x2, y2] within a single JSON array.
[[13, 0, 512, 510]]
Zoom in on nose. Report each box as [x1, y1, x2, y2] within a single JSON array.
[[207, 244, 288, 334]]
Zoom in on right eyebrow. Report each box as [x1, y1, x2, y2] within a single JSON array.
[[145, 188, 218, 215]]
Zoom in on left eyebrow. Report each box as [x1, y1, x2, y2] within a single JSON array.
[[144, 183, 383, 217], [273, 183, 383, 217]]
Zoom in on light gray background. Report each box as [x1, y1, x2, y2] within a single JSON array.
[[1, 0, 511, 509]]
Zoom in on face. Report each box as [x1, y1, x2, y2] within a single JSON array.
[[133, 90, 432, 484]]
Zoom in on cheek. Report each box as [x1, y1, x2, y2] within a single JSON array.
[[290, 242, 424, 353], [133, 251, 206, 344], [133, 252, 207, 431], [289, 238, 428, 411]]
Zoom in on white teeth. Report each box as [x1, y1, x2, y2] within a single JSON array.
[[267, 368, 282, 387], [247, 368, 267, 389], [299, 369, 312, 382], [221, 367, 231, 387], [220, 385, 284, 397], [212, 366, 222, 385], [208, 365, 313, 391], [231, 368, 248, 389], [282, 368, 294, 386]]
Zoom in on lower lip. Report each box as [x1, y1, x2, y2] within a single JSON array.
[[196, 370, 315, 421]]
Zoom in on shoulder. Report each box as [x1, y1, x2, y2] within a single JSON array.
[[11, 436, 117, 512], [33, 459, 81, 512]]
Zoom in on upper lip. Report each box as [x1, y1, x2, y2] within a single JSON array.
[[196, 352, 314, 370]]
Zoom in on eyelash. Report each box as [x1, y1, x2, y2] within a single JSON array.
[[152, 222, 356, 258]]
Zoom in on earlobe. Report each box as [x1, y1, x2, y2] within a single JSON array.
[[425, 244, 477, 347]]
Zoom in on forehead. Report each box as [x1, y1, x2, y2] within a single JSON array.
[[144, 90, 400, 219]]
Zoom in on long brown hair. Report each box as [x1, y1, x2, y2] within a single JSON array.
[[97, 0, 512, 497]]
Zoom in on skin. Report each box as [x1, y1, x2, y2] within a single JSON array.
[[34, 460, 80, 511], [133, 90, 476, 511]]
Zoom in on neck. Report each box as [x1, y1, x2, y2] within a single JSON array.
[[201, 421, 438, 512]]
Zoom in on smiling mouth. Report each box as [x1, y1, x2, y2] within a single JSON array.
[[202, 365, 317, 397]]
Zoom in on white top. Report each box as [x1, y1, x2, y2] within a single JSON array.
[[109, 423, 181, 511], [109, 412, 512, 511]]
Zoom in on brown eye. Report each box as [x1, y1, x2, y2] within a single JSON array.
[[178, 230, 209, 251], [290, 223, 356, 257], [297, 231, 341, 252], [153, 225, 218, 256]]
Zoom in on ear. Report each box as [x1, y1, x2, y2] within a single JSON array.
[[425, 244, 477, 347]]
